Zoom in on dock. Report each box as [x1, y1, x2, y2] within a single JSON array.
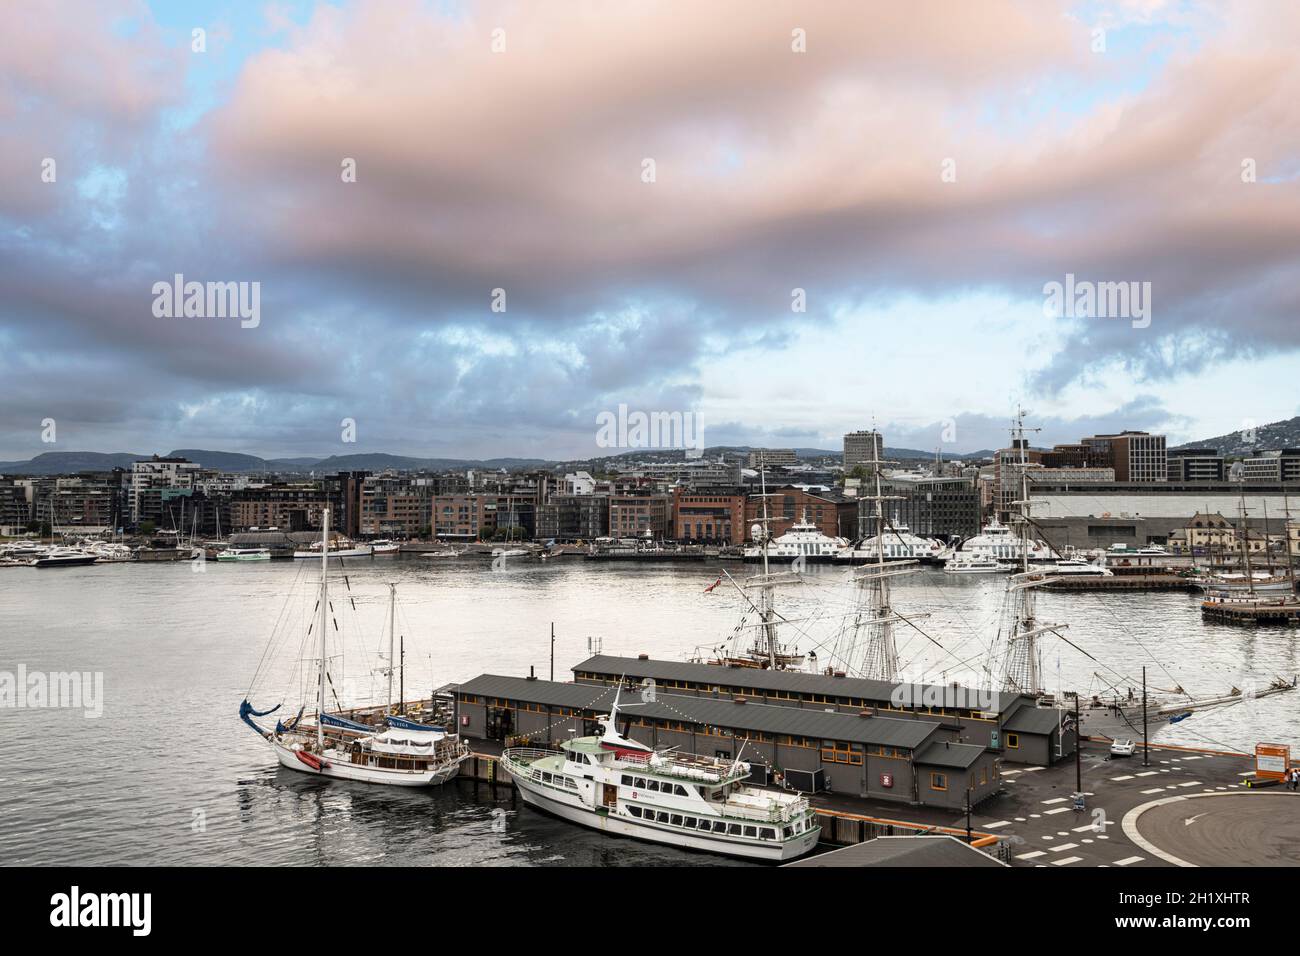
[[456, 737, 1299, 866]]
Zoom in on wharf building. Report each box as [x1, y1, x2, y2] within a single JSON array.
[[1241, 449, 1300, 483], [1167, 448, 1226, 482], [455, 673, 1004, 810], [672, 488, 745, 544], [1027, 480, 1300, 550], [571, 656, 1075, 768]]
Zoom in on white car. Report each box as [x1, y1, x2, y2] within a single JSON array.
[[1109, 739, 1136, 758]]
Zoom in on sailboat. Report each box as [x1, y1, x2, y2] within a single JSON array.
[[238, 509, 470, 786], [988, 410, 1297, 736]]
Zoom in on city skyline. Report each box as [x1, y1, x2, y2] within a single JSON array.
[[3, 1, 1299, 461]]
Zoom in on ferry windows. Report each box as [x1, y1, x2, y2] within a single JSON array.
[[728, 824, 742, 836], [711, 789, 724, 801], [671, 814, 683, 827], [656, 812, 670, 824], [758, 828, 773, 840], [542, 772, 553, 783], [647, 780, 659, 792], [674, 784, 689, 797], [744, 826, 757, 838], [628, 806, 642, 818], [783, 826, 793, 839], [712, 821, 727, 833], [697, 819, 711, 831], [621, 774, 634, 786], [684, 816, 696, 828], [930, 772, 948, 791], [634, 777, 647, 789]]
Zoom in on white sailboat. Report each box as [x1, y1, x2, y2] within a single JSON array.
[[239, 509, 470, 786]]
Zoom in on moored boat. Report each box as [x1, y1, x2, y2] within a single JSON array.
[[500, 690, 820, 861]]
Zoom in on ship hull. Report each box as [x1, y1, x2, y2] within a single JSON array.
[[269, 738, 464, 787], [509, 772, 819, 862]]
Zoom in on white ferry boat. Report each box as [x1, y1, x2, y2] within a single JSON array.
[[500, 693, 820, 861], [371, 539, 400, 555], [957, 519, 1057, 563], [294, 540, 373, 559], [217, 547, 271, 562], [834, 521, 943, 564], [942, 555, 1011, 574], [742, 515, 847, 563]]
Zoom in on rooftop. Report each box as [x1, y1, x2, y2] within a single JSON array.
[[783, 834, 1006, 868]]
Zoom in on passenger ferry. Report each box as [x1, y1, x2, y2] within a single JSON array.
[[217, 547, 271, 562], [958, 519, 1057, 563], [742, 515, 847, 564], [834, 521, 943, 564], [942, 555, 1011, 574], [500, 693, 820, 861]]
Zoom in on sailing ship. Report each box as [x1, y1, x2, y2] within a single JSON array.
[[239, 510, 470, 786], [499, 688, 820, 861], [703, 460, 812, 669], [988, 410, 1297, 736]]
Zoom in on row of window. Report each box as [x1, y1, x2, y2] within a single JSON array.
[[619, 773, 695, 797], [625, 805, 782, 841]]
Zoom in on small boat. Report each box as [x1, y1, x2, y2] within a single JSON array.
[[1048, 559, 1113, 577], [491, 548, 529, 559], [942, 555, 1011, 574], [217, 548, 271, 562], [421, 549, 460, 559], [371, 539, 400, 555], [500, 689, 820, 861]]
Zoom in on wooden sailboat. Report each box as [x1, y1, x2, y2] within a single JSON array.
[[239, 509, 469, 786]]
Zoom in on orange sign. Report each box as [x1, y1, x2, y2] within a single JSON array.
[[1255, 743, 1290, 780]]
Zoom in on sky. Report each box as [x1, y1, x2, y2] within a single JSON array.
[[1, 0, 1298, 461]]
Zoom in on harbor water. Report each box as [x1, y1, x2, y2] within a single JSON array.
[[1, 557, 1296, 865]]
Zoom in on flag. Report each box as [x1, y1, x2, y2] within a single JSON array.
[[703, 575, 722, 593]]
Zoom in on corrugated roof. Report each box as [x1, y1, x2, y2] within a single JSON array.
[[574, 655, 1023, 716], [784, 835, 1006, 868], [456, 674, 942, 749], [1002, 704, 1068, 735], [913, 740, 986, 769]]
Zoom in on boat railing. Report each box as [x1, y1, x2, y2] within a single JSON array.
[[720, 795, 809, 824], [617, 749, 746, 782]]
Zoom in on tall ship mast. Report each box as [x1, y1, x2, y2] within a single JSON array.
[[999, 408, 1065, 696], [847, 438, 929, 681]]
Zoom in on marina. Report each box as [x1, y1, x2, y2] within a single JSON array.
[[3, 546, 1297, 867]]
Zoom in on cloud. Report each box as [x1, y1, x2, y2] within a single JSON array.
[[1, 0, 1298, 459]]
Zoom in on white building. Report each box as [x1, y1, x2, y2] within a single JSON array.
[[130, 456, 201, 525]]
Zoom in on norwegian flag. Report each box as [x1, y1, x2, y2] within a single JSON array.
[[703, 574, 722, 593]]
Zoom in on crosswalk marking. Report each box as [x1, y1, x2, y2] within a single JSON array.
[[1044, 807, 1072, 815], [1072, 824, 1099, 833], [1048, 842, 1079, 852], [1016, 850, 1046, 860], [1113, 856, 1144, 866], [1110, 775, 1134, 781], [1140, 788, 1165, 794], [1042, 797, 1068, 805], [1052, 856, 1083, 865], [1136, 771, 1160, 777], [1177, 781, 1200, 787], [982, 820, 1011, 829]]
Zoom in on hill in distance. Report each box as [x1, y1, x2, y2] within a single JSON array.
[[1171, 415, 1300, 457]]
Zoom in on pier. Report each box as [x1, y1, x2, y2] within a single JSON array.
[[455, 734, 1298, 866]]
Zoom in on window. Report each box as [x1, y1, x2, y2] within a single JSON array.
[[628, 805, 642, 818], [621, 774, 633, 786], [647, 780, 660, 792], [684, 817, 696, 829], [697, 819, 711, 831], [674, 785, 689, 797], [1006, 733, 1020, 749], [930, 772, 948, 791], [712, 821, 726, 833], [656, 812, 670, 824], [728, 824, 742, 836], [671, 815, 683, 827], [743, 826, 757, 838]]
